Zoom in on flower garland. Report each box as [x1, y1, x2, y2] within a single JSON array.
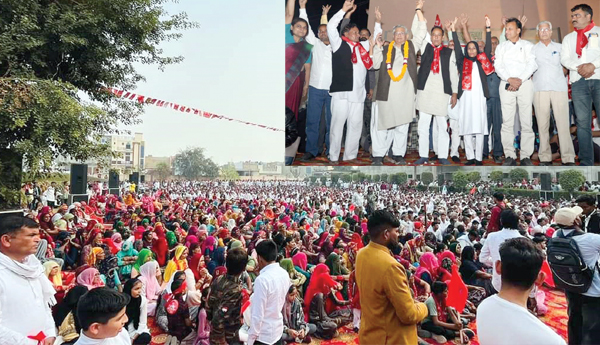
[[386, 40, 410, 82]]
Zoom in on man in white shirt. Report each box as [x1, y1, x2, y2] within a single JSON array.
[[248, 240, 290, 345], [562, 4, 600, 166], [495, 18, 538, 166], [327, 0, 372, 164], [477, 237, 566, 345], [74, 287, 131, 345], [480, 209, 523, 292], [457, 230, 478, 249], [550, 206, 600, 345], [44, 182, 57, 207], [0, 216, 56, 345], [532, 21, 575, 166], [300, 1, 333, 162]]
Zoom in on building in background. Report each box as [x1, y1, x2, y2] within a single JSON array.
[[101, 133, 145, 177]]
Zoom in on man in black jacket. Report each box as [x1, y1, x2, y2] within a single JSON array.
[[576, 195, 600, 234]]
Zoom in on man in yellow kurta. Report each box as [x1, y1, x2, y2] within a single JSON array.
[[356, 210, 428, 344]]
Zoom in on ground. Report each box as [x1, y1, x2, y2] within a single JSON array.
[[147, 286, 568, 345]]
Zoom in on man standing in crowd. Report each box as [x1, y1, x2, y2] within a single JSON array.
[[487, 192, 505, 234], [0, 216, 56, 345], [480, 209, 523, 293], [207, 248, 249, 345], [300, 1, 333, 162], [414, 18, 458, 166], [532, 21, 575, 166], [370, 1, 426, 165], [495, 18, 538, 166], [562, 4, 600, 166], [360, 26, 376, 156], [551, 206, 600, 345], [477, 238, 566, 345], [576, 195, 600, 234], [484, 34, 504, 164], [248, 240, 290, 345], [327, 0, 373, 164], [356, 210, 428, 344]]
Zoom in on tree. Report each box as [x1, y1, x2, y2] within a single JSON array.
[[309, 176, 318, 184], [331, 175, 340, 184], [355, 172, 367, 182], [219, 164, 239, 181], [373, 174, 380, 182], [381, 173, 389, 182], [173, 147, 218, 180], [154, 162, 172, 182], [490, 170, 504, 183], [421, 172, 434, 185], [341, 174, 352, 183], [452, 171, 469, 191], [509, 168, 529, 183], [0, 0, 196, 173], [467, 171, 481, 183], [560, 170, 586, 195], [390, 172, 408, 185]]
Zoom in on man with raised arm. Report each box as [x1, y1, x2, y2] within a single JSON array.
[[370, 1, 427, 165]]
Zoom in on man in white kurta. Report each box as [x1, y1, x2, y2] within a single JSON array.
[[495, 18, 538, 166], [415, 26, 459, 165], [327, 0, 372, 163], [0, 216, 56, 345], [370, 2, 426, 165]]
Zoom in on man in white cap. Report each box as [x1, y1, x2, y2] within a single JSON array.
[[551, 205, 600, 345]]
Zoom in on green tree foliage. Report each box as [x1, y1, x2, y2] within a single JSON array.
[[509, 168, 529, 183], [173, 147, 218, 180], [341, 174, 352, 183], [219, 164, 239, 181], [355, 172, 367, 182], [489, 170, 504, 183], [421, 172, 434, 185], [0, 0, 197, 173], [559, 169, 586, 194], [390, 172, 408, 185], [381, 173, 389, 182], [331, 175, 340, 184], [373, 174, 380, 182], [452, 171, 468, 191], [467, 171, 481, 183]]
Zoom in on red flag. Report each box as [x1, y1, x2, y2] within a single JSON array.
[[470, 186, 477, 195], [179, 106, 186, 112], [136, 95, 145, 103], [123, 92, 131, 98], [193, 109, 199, 115], [128, 93, 137, 100], [174, 104, 180, 110], [27, 331, 46, 345], [446, 265, 468, 312], [541, 260, 555, 288]]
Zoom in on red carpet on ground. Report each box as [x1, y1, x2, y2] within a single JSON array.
[[148, 286, 568, 345]]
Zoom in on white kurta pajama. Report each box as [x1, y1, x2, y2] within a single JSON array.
[[74, 328, 131, 345], [458, 63, 488, 161], [371, 16, 426, 158], [0, 253, 56, 345], [328, 9, 371, 162], [416, 46, 458, 160]]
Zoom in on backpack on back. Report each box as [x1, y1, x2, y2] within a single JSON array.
[[547, 229, 597, 294]]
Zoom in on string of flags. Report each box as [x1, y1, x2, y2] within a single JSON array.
[[106, 88, 284, 132]]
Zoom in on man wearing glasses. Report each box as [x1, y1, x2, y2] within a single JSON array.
[[561, 4, 600, 166], [531, 21, 575, 166]]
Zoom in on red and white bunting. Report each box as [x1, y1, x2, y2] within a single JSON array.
[[105, 88, 283, 132]]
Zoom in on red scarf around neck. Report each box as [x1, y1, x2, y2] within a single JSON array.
[[462, 53, 495, 90], [575, 21, 596, 58], [342, 36, 373, 69], [431, 45, 443, 74]]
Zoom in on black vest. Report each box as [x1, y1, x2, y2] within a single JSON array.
[[330, 43, 353, 93], [417, 44, 453, 95]]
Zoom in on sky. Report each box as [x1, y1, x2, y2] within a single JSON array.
[[118, 1, 282, 165]]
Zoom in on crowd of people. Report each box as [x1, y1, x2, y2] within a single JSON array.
[[285, 0, 600, 166], [1, 178, 599, 345]]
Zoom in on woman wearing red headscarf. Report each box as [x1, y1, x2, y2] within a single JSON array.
[[152, 222, 169, 266], [344, 233, 364, 271], [303, 264, 352, 340]]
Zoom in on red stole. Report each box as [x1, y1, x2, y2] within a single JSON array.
[[462, 53, 495, 90], [574, 21, 596, 58], [431, 45, 443, 74], [342, 36, 373, 69]]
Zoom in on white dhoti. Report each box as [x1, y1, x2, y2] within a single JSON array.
[[329, 98, 364, 161], [370, 103, 410, 157], [448, 102, 461, 157]]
